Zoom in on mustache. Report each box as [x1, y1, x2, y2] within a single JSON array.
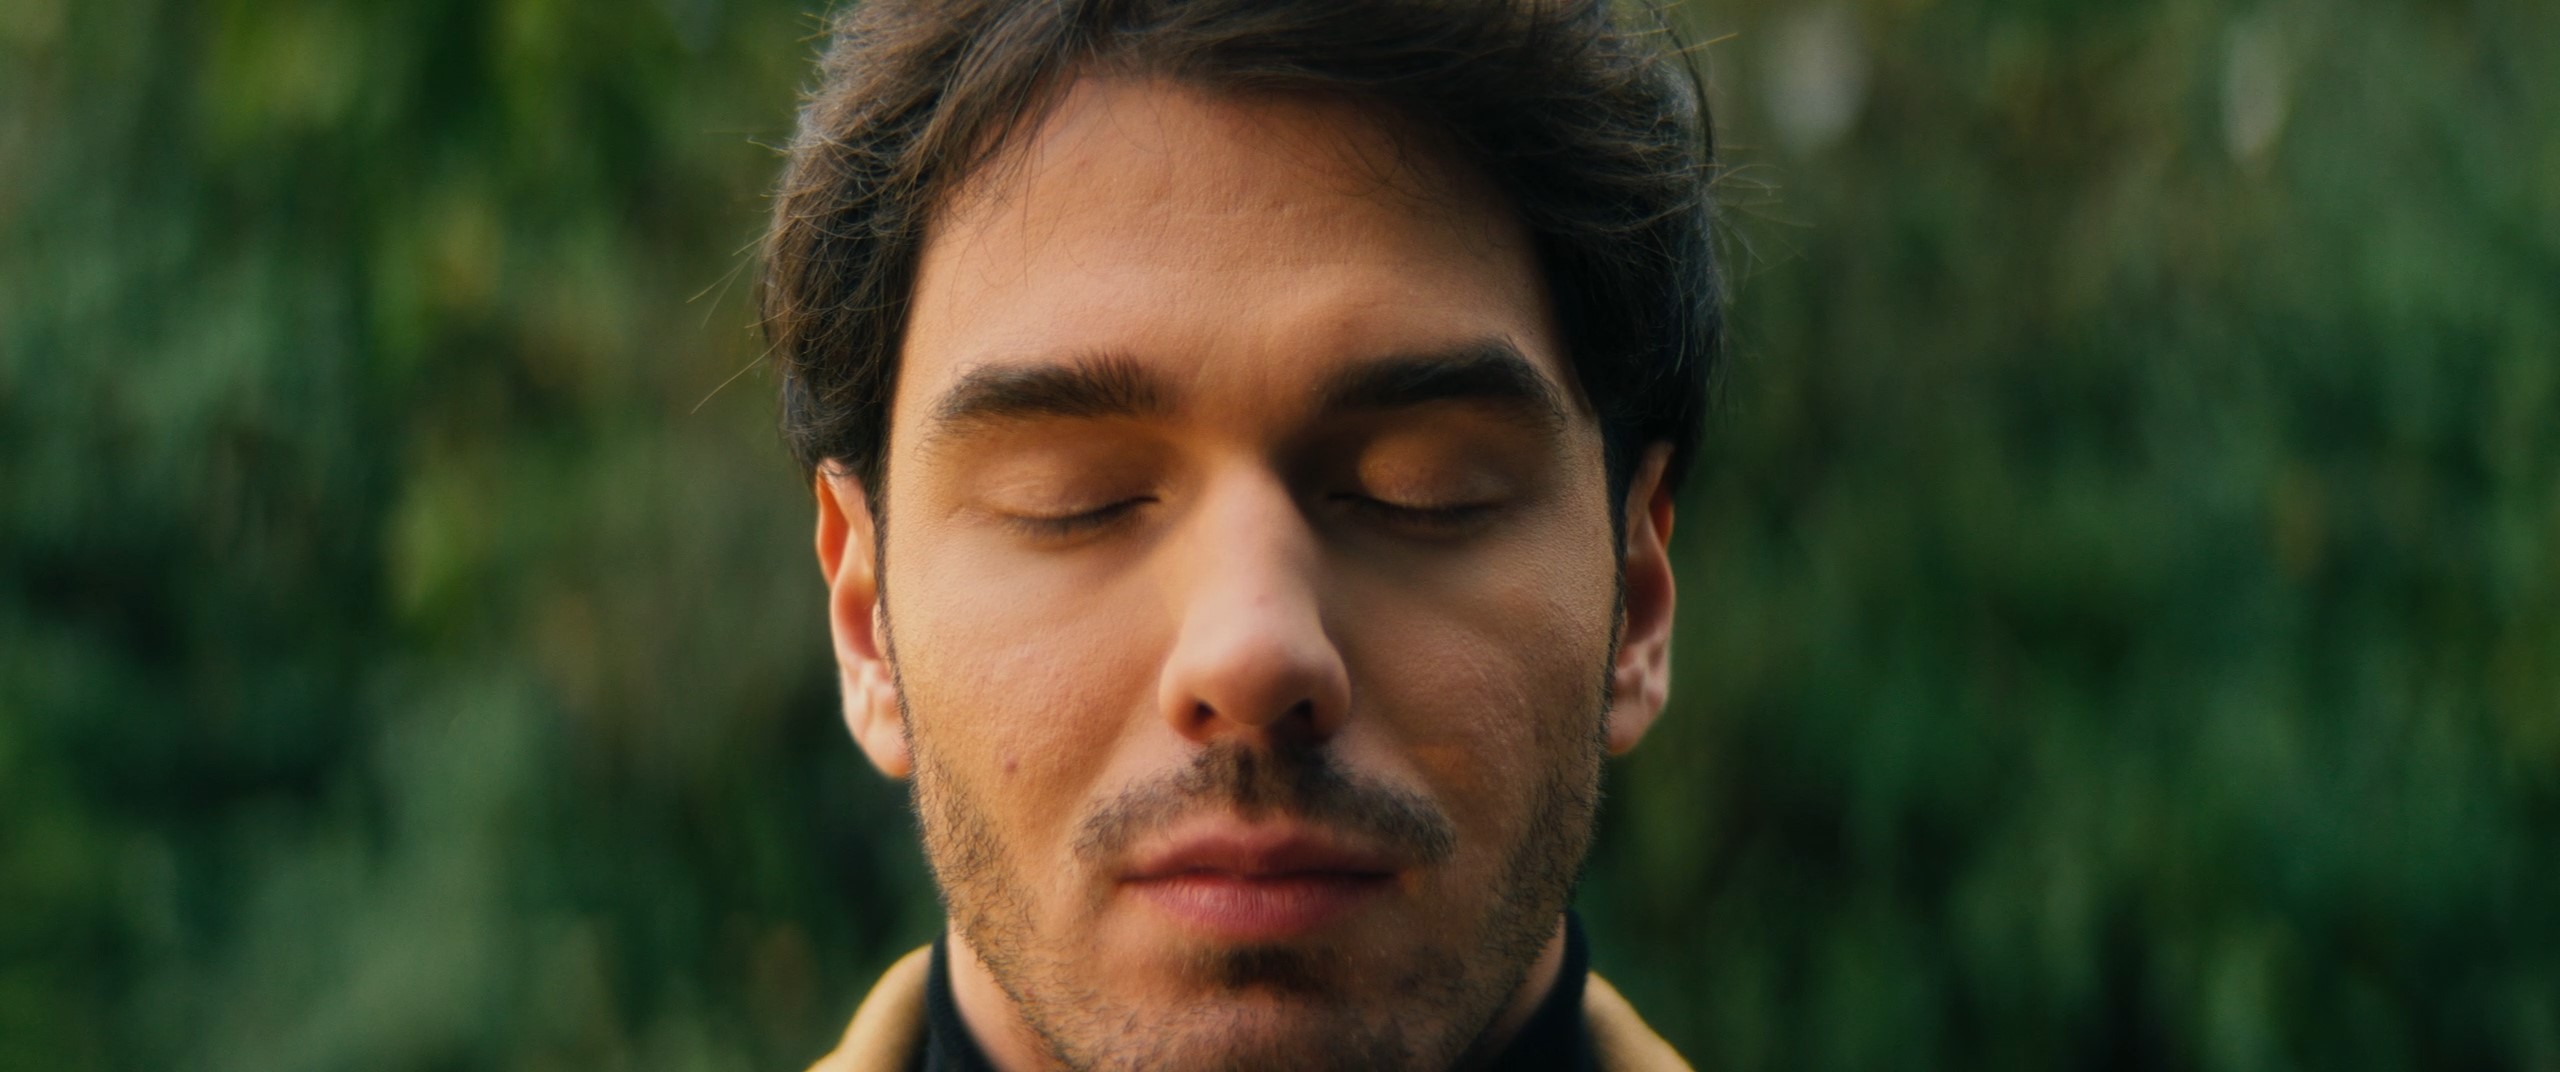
[[1072, 741, 1458, 868]]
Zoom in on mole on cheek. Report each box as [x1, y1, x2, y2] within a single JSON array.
[[1003, 754, 1019, 776]]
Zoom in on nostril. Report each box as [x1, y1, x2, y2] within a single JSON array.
[[1277, 699, 1332, 744], [1172, 688, 1339, 741]]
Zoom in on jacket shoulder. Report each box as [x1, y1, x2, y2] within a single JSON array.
[[805, 946, 932, 1072], [1585, 971, 1693, 1072]]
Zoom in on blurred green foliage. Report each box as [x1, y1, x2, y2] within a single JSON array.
[[3, 0, 2553, 1068]]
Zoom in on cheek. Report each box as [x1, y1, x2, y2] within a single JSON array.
[[887, 541, 1170, 852], [1340, 523, 1619, 842]]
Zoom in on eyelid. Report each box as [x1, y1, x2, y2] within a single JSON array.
[[1004, 496, 1154, 539], [1335, 493, 1504, 536]]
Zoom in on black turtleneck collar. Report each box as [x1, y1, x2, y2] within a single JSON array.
[[914, 916, 1596, 1072]]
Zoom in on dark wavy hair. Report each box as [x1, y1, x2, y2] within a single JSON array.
[[762, 0, 1721, 514]]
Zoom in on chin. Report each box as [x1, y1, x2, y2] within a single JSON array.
[[1044, 938, 1479, 1072], [1077, 992, 1430, 1072], [1176, 937, 1351, 993]]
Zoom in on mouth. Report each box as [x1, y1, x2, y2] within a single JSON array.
[[1119, 823, 1403, 942]]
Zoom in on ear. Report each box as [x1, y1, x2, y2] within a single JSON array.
[[815, 468, 911, 779], [1605, 444, 1677, 756]]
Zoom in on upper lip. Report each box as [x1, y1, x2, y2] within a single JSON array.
[[1121, 821, 1404, 881]]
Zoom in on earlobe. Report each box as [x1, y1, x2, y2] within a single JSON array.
[[815, 470, 912, 779], [1605, 444, 1678, 756]]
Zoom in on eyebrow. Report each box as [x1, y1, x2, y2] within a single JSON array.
[[1311, 340, 1567, 432], [926, 352, 1170, 445], [920, 338, 1568, 447]]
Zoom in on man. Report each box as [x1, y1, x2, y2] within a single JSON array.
[[762, 1, 1720, 1068]]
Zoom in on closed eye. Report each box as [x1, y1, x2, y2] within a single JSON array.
[[1335, 494, 1502, 537], [1007, 497, 1154, 539]]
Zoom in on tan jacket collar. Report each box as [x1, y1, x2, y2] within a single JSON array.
[[804, 946, 1691, 1072]]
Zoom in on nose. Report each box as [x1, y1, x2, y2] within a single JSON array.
[[1156, 474, 1351, 746]]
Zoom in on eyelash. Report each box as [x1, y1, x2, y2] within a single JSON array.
[[1008, 498, 1153, 538], [1007, 495, 1501, 540], [1339, 495, 1501, 536]]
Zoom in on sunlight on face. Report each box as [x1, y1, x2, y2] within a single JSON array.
[[878, 77, 1624, 1072]]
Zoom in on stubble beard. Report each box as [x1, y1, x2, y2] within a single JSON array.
[[899, 674, 1610, 1072]]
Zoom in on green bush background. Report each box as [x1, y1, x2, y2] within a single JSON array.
[[4, 0, 2553, 1068]]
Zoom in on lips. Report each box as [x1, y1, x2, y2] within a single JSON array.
[[1120, 824, 1402, 941]]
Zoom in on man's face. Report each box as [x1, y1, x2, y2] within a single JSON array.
[[815, 76, 1676, 1071]]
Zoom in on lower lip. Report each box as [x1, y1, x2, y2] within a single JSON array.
[[1125, 872, 1392, 941]]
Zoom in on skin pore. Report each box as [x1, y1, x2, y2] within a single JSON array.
[[812, 76, 1679, 1071]]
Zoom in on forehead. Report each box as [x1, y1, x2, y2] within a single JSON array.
[[893, 75, 1571, 436]]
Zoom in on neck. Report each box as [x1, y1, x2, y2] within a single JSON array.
[[944, 927, 1053, 1072], [1451, 917, 1570, 1070], [944, 918, 1571, 1072]]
